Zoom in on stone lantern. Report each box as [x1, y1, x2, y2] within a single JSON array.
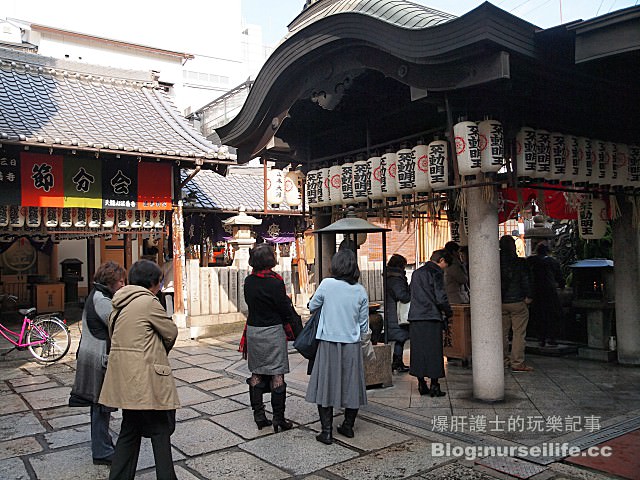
[[222, 207, 262, 269], [524, 214, 555, 253]]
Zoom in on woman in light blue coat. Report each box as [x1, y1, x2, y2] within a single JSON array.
[[305, 249, 369, 445]]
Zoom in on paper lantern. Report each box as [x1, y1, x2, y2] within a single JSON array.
[[578, 198, 608, 240], [515, 126, 537, 180], [317, 167, 331, 207], [60, 208, 72, 228], [549, 132, 566, 183], [143, 210, 154, 229], [412, 140, 431, 196], [395, 144, 415, 198], [381, 148, 398, 200], [428, 140, 449, 191], [605, 142, 617, 187], [0, 206, 7, 227], [611, 143, 627, 188], [284, 170, 304, 208], [368, 155, 384, 201], [563, 135, 579, 184], [328, 164, 343, 206], [26, 207, 40, 228], [89, 209, 101, 228], [478, 119, 504, 173], [131, 210, 143, 229], [454, 121, 481, 178], [576, 137, 594, 186], [340, 162, 357, 205], [152, 210, 165, 228], [352, 157, 369, 204], [591, 139, 607, 186], [535, 130, 551, 181], [628, 145, 640, 189], [103, 209, 115, 228], [267, 168, 284, 207], [305, 170, 319, 208]]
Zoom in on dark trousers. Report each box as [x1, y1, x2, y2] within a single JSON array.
[[108, 409, 176, 480]]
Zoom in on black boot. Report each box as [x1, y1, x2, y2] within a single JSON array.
[[270, 384, 293, 433], [417, 378, 430, 396], [430, 379, 446, 397], [316, 405, 333, 444], [392, 354, 409, 373], [337, 408, 358, 438], [247, 381, 272, 430]]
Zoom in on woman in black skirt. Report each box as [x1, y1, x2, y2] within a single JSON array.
[[305, 249, 369, 444], [243, 243, 294, 432]]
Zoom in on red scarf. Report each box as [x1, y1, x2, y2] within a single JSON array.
[[238, 268, 294, 358]]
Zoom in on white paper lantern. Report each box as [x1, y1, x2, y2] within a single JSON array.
[[340, 162, 357, 205], [0, 206, 8, 227], [72, 208, 87, 228], [549, 132, 566, 183], [395, 144, 415, 198], [579, 198, 608, 240], [103, 209, 115, 228], [285, 170, 304, 208], [26, 207, 40, 228], [454, 121, 481, 178], [352, 157, 369, 204], [317, 167, 331, 207], [604, 142, 617, 187], [515, 126, 537, 180], [535, 129, 551, 181], [89, 209, 102, 228], [381, 148, 398, 200], [328, 164, 343, 206], [591, 139, 607, 186], [611, 143, 627, 188], [478, 119, 504, 174], [368, 155, 384, 201], [563, 135, 579, 184], [576, 137, 594, 186], [305, 170, 319, 208], [412, 140, 431, 196], [628, 145, 640, 189], [9, 206, 25, 227], [131, 210, 142, 229], [267, 168, 284, 207], [428, 140, 449, 191]]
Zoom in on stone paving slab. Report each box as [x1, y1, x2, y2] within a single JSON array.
[[28, 446, 110, 480], [308, 417, 411, 451], [209, 408, 274, 440], [172, 367, 218, 383], [136, 464, 200, 479], [21, 386, 71, 410], [191, 398, 245, 416], [0, 436, 43, 460], [240, 427, 359, 476], [43, 424, 92, 449], [172, 418, 244, 456], [417, 462, 498, 480], [180, 353, 227, 366], [176, 407, 201, 422], [0, 412, 46, 441], [47, 413, 89, 429], [185, 450, 289, 480], [7, 375, 51, 387], [214, 383, 250, 397], [13, 381, 60, 393], [326, 438, 453, 479], [176, 386, 218, 406], [195, 377, 236, 392], [276, 394, 320, 426], [199, 360, 236, 371], [0, 457, 30, 479], [21, 363, 74, 376], [0, 394, 29, 415], [169, 358, 193, 370], [48, 371, 76, 386], [39, 405, 89, 420]]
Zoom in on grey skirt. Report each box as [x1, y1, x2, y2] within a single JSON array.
[[246, 324, 290, 375], [305, 340, 367, 409]]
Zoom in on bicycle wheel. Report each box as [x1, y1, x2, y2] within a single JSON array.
[[27, 318, 71, 362]]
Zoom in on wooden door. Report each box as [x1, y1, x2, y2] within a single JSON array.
[[100, 237, 125, 268]]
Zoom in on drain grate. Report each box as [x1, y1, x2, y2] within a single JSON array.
[[477, 456, 547, 479]]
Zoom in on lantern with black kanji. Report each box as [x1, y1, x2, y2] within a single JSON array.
[[563, 135, 579, 185], [549, 132, 566, 184], [515, 126, 537, 181], [328, 164, 343, 207], [535, 129, 551, 182], [305, 170, 319, 208], [454, 120, 481, 179], [368, 154, 384, 202], [428, 139, 449, 191], [605, 142, 617, 188], [285, 169, 304, 208], [611, 143, 627, 189], [317, 167, 331, 208], [267, 168, 284, 208], [478, 118, 503, 175], [578, 198, 608, 240], [412, 139, 431, 196], [629, 145, 640, 190], [395, 143, 415, 199], [381, 147, 398, 201], [576, 137, 594, 186], [591, 139, 607, 187], [340, 161, 357, 205], [352, 155, 369, 205]]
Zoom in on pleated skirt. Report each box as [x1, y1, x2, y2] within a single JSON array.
[[409, 320, 445, 379], [246, 324, 290, 375], [305, 340, 367, 409]]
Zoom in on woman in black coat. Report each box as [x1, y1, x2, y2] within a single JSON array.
[[385, 254, 411, 372]]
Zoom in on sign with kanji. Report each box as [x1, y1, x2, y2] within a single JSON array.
[[0, 151, 21, 205], [102, 158, 137, 209], [63, 155, 102, 208], [21, 152, 64, 207], [138, 162, 172, 210]]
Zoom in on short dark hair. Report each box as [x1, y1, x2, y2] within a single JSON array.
[[499, 235, 517, 256], [444, 241, 460, 253], [430, 249, 453, 266], [249, 243, 277, 270], [128, 259, 162, 289], [536, 242, 550, 255], [387, 254, 407, 269], [331, 249, 360, 285], [94, 261, 125, 287]]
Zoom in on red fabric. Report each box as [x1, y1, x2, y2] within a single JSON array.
[[498, 184, 579, 223]]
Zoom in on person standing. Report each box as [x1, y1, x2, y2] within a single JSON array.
[[385, 254, 411, 373], [306, 249, 369, 444], [243, 243, 294, 433], [528, 242, 565, 347], [499, 236, 533, 372], [69, 261, 126, 465], [408, 249, 453, 397], [100, 259, 179, 480], [443, 241, 469, 304]]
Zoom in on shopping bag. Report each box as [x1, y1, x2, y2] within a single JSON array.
[[293, 308, 321, 360], [361, 328, 376, 362], [397, 301, 410, 326]]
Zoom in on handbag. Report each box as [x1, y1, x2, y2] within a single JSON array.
[[396, 301, 410, 326], [286, 300, 304, 339], [293, 308, 321, 360]]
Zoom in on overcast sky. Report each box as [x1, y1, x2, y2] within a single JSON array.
[[2, 0, 637, 52]]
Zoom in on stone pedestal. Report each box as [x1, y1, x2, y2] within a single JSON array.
[[364, 344, 393, 387]]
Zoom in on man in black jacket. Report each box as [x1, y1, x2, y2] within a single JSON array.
[[500, 236, 533, 372]]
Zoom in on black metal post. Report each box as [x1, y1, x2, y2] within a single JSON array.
[[382, 232, 388, 344]]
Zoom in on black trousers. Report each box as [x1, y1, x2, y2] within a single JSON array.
[[108, 409, 176, 480]]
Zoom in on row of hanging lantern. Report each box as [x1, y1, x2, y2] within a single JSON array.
[[0, 206, 166, 229], [514, 127, 640, 190], [266, 168, 305, 209]]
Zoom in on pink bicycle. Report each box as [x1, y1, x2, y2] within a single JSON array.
[[0, 294, 71, 362]]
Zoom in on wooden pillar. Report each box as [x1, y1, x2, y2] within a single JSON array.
[[172, 202, 187, 328]]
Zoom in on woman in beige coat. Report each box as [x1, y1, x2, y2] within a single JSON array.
[[100, 259, 179, 480]]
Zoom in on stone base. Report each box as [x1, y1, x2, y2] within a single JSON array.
[[578, 347, 617, 362], [177, 312, 247, 340], [364, 344, 393, 387]]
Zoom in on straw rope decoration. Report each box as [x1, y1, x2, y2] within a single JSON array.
[[608, 195, 621, 221]]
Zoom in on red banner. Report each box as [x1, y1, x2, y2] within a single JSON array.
[[137, 162, 172, 210], [498, 184, 579, 224], [21, 152, 64, 207]]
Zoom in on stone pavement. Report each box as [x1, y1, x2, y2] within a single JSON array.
[[1, 322, 640, 480]]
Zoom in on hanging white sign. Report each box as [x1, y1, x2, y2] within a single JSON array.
[[515, 127, 537, 180], [549, 132, 566, 183], [412, 141, 431, 196], [478, 119, 503, 173], [381, 149, 398, 200], [395, 145, 415, 198], [579, 198, 608, 240], [368, 155, 383, 201], [454, 121, 481, 178], [328, 164, 343, 206], [340, 162, 357, 205], [428, 140, 449, 191], [352, 158, 369, 204]]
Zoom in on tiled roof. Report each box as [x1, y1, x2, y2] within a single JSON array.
[[182, 167, 297, 212], [0, 48, 234, 162]]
